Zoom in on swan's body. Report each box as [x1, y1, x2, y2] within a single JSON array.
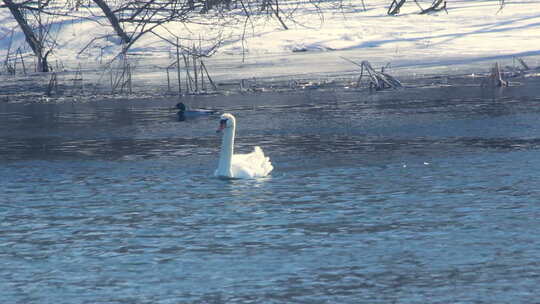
[[176, 102, 217, 121], [215, 113, 273, 179]]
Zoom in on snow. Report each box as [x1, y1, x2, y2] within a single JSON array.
[[1, 0, 540, 80]]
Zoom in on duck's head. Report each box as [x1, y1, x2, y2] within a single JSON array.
[[217, 113, 235, 133], [176, 102, 186, 112]]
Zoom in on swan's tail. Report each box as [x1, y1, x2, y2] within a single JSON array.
[[254, 146, 273, 176]]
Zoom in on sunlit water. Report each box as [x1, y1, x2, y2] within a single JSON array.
[[2, 82, 540, 303]]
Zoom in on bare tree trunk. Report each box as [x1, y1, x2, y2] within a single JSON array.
[[2, 0, 49, 72], [92, 0, 131, 44]]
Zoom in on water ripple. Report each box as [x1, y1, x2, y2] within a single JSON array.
[[2, 84, 540, 303]]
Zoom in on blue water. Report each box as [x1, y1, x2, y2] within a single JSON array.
[[2, 83, 540, 303]]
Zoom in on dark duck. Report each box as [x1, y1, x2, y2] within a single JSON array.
[[176, 102, 218, 121]]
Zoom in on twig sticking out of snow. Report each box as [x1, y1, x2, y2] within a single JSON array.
[[420, 0, 447, 15], [46, 72, 58, 96], [166, 41, 218, 96]]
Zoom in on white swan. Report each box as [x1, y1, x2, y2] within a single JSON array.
[[215, 113, 273, 179]]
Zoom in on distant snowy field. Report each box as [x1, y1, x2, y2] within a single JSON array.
[[1, 0, 540, 79]]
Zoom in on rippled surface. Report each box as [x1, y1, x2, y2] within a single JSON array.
[[2, 82, 540, 303]]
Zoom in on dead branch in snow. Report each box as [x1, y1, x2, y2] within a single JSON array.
[[388, 0, 447, 15], [420, 0, 447, 14], [496, 0, 505, 14], [388, 0, 406, 15]]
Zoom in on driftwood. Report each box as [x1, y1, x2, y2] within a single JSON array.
[[482, 62, 507, 88], [341, 57, 402, 91], [361, 61, 402, 90]]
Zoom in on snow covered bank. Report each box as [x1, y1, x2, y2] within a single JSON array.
[[205, 0, 540, 81], [1, 0, 540, 81]]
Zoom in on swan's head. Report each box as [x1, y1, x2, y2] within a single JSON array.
[[217, 113, 236, 133]]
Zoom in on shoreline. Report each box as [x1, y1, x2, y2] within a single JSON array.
[[1, 50, 540, 104]]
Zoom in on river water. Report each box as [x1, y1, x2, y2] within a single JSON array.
[[1, 79, 540, 303]]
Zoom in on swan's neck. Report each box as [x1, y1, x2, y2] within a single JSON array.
[[217, 125, 235, 177]]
